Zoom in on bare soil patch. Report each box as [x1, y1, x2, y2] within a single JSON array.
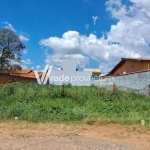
[[0, 121, 150, 150]]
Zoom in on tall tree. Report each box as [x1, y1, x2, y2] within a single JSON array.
[[0, 28, 25, 72]]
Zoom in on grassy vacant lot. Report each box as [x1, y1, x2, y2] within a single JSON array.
[[0, 83, 150, 126]]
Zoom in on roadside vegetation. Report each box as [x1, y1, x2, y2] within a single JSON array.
[[0, 83, 150, 126]]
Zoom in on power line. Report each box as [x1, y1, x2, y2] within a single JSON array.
[[127, 0, 150, 19], [115, 2, 150, 24], [133, 5, 150, 19], [135, 15, 150, 24]]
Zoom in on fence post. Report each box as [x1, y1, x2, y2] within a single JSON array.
[[112, 83, 117, 93]]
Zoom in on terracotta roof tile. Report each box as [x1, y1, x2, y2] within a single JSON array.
[[9, 69, 32, 74], [9, 69, 43, 79], [122, 58, 150, 61]]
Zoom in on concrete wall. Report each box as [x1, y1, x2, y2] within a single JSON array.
[[91, 70, 150, 95], [47, 67, 150, 95]]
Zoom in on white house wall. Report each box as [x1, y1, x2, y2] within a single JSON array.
[[62, 59, 77, 71]]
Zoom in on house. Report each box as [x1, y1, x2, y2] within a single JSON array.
[[109, 58, 150, 76], [9, 69, 43, 83], [0, 73, 10, 84], [0, 69, 42, 84], [83, 68, 101, 77]]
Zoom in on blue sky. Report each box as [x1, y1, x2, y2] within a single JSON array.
[[0, 0, 150, 74]]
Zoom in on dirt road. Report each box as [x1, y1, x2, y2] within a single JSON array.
[[0, 122, 150, 150]]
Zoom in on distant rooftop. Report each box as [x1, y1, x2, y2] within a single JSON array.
[[9, 69, 42, 79], [9, 69, 32, 74], [121, 58, 150, 61], [83, 68, 101, 72], [109, 57, 150, 75]]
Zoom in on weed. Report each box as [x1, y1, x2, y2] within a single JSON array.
[[0, 83, 150, 126]]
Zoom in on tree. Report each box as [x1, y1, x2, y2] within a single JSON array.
[[0, 28, 25, 72]]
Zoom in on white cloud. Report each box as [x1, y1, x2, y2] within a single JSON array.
[[21, 59, 33, 65], [106, 0, 150, 56], [21, 65, 28, 69], [39, 29, 146, 74], [19, 35, 29, 41], [36, 65, 41, 69], [44, 52, 89, 68], [2, 22, 29, 42], [33, 65, 42, 71], [92, 16, 99, 25], [85, 24, 89, 29], [39, 0, 150, 74], [3, 22, 16, 32], [106, 0, 127, 20], [130, 0, 150, 10], [39, 31, 82, 54], [22, 49, 27, 54]]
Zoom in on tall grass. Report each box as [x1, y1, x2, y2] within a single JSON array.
[[0, 82, 150, 125]]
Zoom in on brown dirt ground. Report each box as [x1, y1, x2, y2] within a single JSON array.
[[0, 121, 150, 150]]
